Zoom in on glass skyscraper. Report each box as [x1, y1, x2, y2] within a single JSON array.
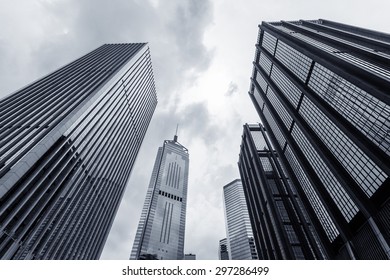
[[130, 134, 189, 260], [218, 238, 229, 260], [239, 123, 326, 259], [0, 43, 157, 259], [223, 179, 258, 260], [248, 19, 390, 259]]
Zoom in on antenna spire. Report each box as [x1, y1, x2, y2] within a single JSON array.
[[174, 124, 179, 142]]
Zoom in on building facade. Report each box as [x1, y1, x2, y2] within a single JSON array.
[[184, 253, 196, 260], [0, 43, 157, 259], [248, 19, 390, 259], [218, 238, 229, 260], [130, 134, 189, 260], [223, 179, 258, 260], [239, 123, 326, 259]]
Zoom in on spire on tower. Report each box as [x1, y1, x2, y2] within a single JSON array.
[[174, 124, 179, 142]]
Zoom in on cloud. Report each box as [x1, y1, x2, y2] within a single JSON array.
[[178, 102, 223, 144], [0, 0, 214, 105], [225, 81, 239, 97]]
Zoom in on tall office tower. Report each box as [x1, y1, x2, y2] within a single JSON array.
[[249, 19, 390, 259], [0, 43, 157, 259], [223, 179, 258, 260], [218, 238, 229, 260], [239, 123, 326, 259], [130, 134, 189, 260]]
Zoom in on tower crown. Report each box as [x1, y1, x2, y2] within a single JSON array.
[[174, 124, 179, 142]]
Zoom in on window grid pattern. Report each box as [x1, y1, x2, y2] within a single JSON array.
[[274, 39, 312, 82], [292, 246, 305, 260], [337, 52, 390, 81], [299, 97, 387, 197], [289, 31, 338, 53], [267, 179, 279, 195], [270, 65, 302, 108], [250, 130, 265, 151], [290, 24, 390, 79], [285, 224, 299, 243], [261, 31, 278, 55], [260, 157, 273, 172], [276, 200, 290, 223], [273, 25, 297, 34], [262, 106, 286, 149], [266, 87, 293, 129], [291, 124, 359, 222], [259, 52, 273, 76], [266, 203, 285, 257], [308, 63, 390, 155], [297, 21, 390, 59], [284, 145, 339, 241], [277, 158, 290, 180], [252, 87, 265, 112], [255, 71, 268, 94]]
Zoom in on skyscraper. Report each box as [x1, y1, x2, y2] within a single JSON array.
[[130, 134, 189, 260], [0, 43, 157, 259], [218, 238, 229, 260], [239, 123, 326, 259], [223, 179, 258, 260], [248, 19, 390, 259]]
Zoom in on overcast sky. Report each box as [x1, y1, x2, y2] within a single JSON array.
[[1, 0, 389, 260]]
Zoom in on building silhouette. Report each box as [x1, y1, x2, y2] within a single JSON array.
[[184, 253, 196, 260], [239, 123, 326, 259], [0, 43, 157, 259], [247, 19, 390, 259], [130, 134, 189, 260], [218, 238, 229, 260], [223, 179, 258, 260]]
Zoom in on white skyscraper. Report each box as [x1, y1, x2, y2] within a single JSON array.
[[223, 179, 258, 260], [130, 134, 189, 260]]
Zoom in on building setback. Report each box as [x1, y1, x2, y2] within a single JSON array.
[[223, 179, 258, 260], [0, 43, 157, 259], [218, 238, 229, 260], [248, 19, 390, 259], [130, 134, 189, 260], [239, 123, 326, 259]]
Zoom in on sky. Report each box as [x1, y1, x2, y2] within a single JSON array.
[[0, 0, 389, 260]]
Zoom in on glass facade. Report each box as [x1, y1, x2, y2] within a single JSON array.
[[249, 19, 390, 259], [238, 124, 326, 259], [218, 238, 229, 260], [223, 179, 258, 260], [130, 136, 189, 260], [0, 43, 157, 259]]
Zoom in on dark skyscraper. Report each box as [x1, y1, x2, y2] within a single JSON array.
[[0, 43, 157, 259], [239, 123, 325, 259], [130, 134, 189, 260], [248, 19, 390, 259]]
